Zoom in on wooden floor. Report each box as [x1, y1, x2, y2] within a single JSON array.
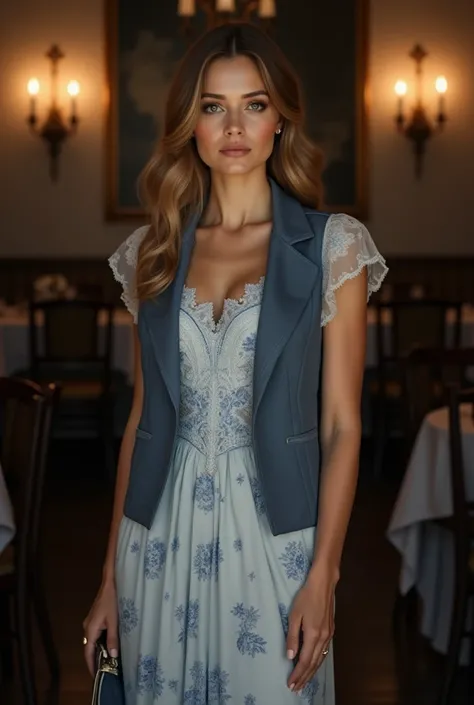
[[2, 440, 470, 705]]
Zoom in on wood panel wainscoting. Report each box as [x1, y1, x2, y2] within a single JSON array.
[[0, 256, 474, 308]]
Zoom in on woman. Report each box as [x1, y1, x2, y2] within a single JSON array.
[[84, 22, 388, 703]]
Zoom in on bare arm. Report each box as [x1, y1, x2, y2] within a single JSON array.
[[102, 325, 143, 585], [310, 268, 368, 580]]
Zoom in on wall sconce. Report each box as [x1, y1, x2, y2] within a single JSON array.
[[394, 44, 447, 178], [27, 44, 80, 181]]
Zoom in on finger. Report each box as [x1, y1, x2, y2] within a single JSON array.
[[293, 631, 330, 692], [84, 623, 104, 677], [106, 618, 120, 658], [287, 630, 317, 691], [285, 614, 302, 662], [294, 649, 320, 693], [302, 637, 332, 689]]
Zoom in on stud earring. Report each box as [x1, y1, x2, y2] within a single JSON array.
[[275, 127, 282, 134]]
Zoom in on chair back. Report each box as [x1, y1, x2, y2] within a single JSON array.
[[402, 347, 474, 453], [447, 384, 474, 562], [29, 299, 113, 396], [0, 378, 57, 571], [376, 299, 462, 364]]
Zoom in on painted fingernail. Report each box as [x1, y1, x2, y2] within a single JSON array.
[[289, 683, 295, 691], [287, 649, 294, 659]]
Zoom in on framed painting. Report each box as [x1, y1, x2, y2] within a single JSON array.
[[105, 0, 369, 220]]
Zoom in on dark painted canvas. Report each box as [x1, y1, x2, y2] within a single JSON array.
[[105, 0, 368, 219]]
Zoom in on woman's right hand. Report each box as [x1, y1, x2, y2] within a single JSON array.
[[82, 579, 119, 677]]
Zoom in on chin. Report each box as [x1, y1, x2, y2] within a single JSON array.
[[214, 157, 267, 176]]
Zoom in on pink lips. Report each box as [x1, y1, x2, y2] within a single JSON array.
[[219, 148, 251, 157]]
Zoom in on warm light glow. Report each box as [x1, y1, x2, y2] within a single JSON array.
[[216, 0, 235, 10], [394, 80, 407, 97], [435, 75, 448, 94], [177, 0, 195, 15], [27, 78, 40, 96], [259, 0, 276, 17], [67, 80, 80, 97]]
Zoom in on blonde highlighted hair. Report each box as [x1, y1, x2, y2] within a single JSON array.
[[136, 22, 324, 302]]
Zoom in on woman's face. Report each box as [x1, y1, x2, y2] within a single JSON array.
[[193, 55, 281, 176]]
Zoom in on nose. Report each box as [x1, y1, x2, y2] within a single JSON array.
[[224, 117, 244, 137]]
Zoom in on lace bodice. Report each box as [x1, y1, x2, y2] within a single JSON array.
[[178, 281, 263, 474], [108, 214, 388, 326]]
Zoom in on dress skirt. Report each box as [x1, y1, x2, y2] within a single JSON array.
[[115, 437, 335, 704]]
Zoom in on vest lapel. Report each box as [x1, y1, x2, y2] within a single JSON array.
[[252, 179, 320, 418], [141, 211, 199, 416]]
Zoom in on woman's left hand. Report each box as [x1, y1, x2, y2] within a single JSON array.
[[286, 565, 337, 694]]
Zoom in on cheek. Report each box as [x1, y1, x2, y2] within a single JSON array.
[[194, 120, 218, 151], [250, 118, 278, 146]]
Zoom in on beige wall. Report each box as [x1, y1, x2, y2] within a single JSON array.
[[0, 0, 473, 257]]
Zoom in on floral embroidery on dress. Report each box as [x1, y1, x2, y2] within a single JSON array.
[[119, 597, 139, 636], [178, 280, 264, 475], [175, 598, 200, 643], [231, 603, 268, 657]]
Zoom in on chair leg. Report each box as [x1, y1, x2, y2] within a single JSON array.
[[14, 578, 37, 705], [32, 572, 60, 685], [0, 594, 14, 681], [437, 581, 468, 705]]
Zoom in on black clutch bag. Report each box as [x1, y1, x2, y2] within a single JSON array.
[[91, 631, 125, 705]]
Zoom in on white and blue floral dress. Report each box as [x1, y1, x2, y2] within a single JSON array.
[[110, 213, 388, 705]]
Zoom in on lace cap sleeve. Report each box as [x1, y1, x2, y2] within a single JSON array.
[[108, 225, 149, 323], [321, 213, 388, 327]]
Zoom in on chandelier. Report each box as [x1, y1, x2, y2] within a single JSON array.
[[178, 0, 276, 40]]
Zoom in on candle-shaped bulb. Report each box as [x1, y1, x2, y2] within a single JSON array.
[[394, 80, 407, 97], [67, 80, 80, 123], [27, 78, 40, 96], [394, 80, 407, 128], [435, 76, 447, 94], [435, 75, 447, 125], [67, 80, 80, 97]]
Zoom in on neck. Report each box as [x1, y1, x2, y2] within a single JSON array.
[[201, 169, 272, 232]]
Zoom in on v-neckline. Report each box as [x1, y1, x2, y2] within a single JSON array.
[[183, 276, 266, 331]]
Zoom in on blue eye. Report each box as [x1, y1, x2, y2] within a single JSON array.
[[202, 103, 222, 113], [247, 101, 267, 111]]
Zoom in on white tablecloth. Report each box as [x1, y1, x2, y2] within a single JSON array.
[[386, 404, 474, 664], [0, 462, 15, 555], [0, 307, 134, 384]]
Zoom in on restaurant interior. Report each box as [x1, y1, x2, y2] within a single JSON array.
[[0, 0, 473, 704]]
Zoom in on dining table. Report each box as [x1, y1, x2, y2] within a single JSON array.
[[386, 403, 474, 665]]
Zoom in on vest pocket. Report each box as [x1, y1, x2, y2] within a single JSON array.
[[136, 427, 152, 440], [285, 425, 318, 444]]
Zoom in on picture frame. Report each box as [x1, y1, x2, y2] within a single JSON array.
[[105, 0, 369, 220]]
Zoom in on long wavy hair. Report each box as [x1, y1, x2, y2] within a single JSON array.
[[135, 22, 324, 301]]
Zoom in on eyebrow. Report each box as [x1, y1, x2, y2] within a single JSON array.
[[201, 90, 269, 100]]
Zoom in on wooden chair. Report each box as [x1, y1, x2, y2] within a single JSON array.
[[0, 378, 60, 704], [436, 384, 474, 704], [372, 299, 462, 477], [27, 299, 118, 481], [401, 347, 474, 464]]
